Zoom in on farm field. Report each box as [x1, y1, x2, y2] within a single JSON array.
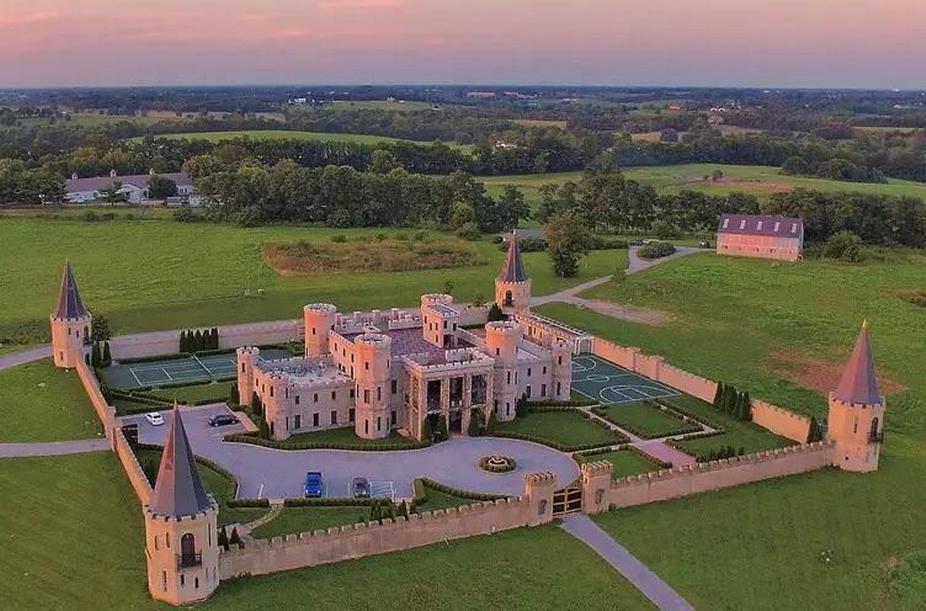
[[0, 218, 625, 344], [479, 163, 926, 202], [133, 129, 473, 151], [538, 247, 926, 607], [0, 452, 654, 610], [0, 359, 102, 442]]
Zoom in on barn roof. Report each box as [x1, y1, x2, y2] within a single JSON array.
[[65, 172, 192, 193], [717, 214, 803, 238]]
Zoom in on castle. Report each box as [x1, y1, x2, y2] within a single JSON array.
[[236, 232, 575, 441]]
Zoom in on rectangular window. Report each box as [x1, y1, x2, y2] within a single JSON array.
[[330, 410, 337, 425], [377, 387, 381, 401], [391, 410, 397, 425], [526, 386, 532, 398], [313, 393, 318, 403], [722, 218, 729, 228], [349, 408, 355, 422], [376, 416, 382, 431], [295, 414, 301, 429], [365, 362, 369, 371], [365, 419, 369, 435], [313, 413, 319, 427], [507, 371, 511, 385], [543, 366, 547, 375], [364, 389, 370, 404], [295, 395, 300, 405], [541, 383, 547, 397], [527, 368, 532, 377], [350, 389, 355, 399], [391, 380, 397, 394], [331, 391, 336, 400]]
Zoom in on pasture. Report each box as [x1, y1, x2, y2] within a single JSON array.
[[538, 247, 926, 607], [0, 218, 625, 343], [134, 129, 473, 151]]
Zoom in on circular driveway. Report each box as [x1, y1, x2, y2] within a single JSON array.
[[123, 404, 579, 500]]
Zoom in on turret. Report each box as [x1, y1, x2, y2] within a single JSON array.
[[304, 303, 337, 358], [551, 339, 573, 401], [353, 333, 392, 439], [144, 407, 219, 605], [263, 372, 291, 439], [485, 320, 522, 421], [420, 293, 458, 348], [827, 321, 885, 473], [236, 347, 260, 408], [49, 262, 92, 368], [495, 231, 531, 315]]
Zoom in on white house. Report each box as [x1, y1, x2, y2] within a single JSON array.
[[65, 170, 197, 205]]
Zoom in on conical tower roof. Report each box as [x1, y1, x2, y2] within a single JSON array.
[[148, 406, 212, 517], [834, 321, 882, 405], [498, 230, 528, 283], [53, 262, 88, 319]]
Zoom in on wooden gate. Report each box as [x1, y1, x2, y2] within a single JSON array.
[[552, 480, 583, 516]]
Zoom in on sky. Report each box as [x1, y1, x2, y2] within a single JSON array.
[[2, 0, 925, 89]]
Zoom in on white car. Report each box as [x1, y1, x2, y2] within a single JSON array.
[[145, 412, 165, 426]]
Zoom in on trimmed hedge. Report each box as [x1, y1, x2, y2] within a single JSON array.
[[489, 430, 627, 453], [413, 478, 508, 503], [478, 455, 517, 473], [525, 398, 597, 408], [590, 404, 702, 440], [627, 445, 673, 470], [284, 497, 380, 508], [227, 498, 270, 508], [222, 432, 431, 452]]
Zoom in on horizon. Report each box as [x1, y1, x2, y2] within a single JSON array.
[[3, 0, 925, 89]]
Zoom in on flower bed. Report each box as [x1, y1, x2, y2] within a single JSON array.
[[478, 455, 517, 473]]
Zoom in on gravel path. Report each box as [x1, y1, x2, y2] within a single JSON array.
[[0, 438, 110, 458]]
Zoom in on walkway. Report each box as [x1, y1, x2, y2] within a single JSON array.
[[0, 345, 52, 371], [530, 246, 702, 325], [560, 514, 694, 611], [578, 405, 699, 468], [0, 438, 110, 458]]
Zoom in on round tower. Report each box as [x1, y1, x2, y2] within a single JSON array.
[[144, 408, 220, 605], [304, 303, 337, 358], [551, 339, 573, 401], [485, 321, 522, 422], [50, 262, 93, 368], [421, 293, 453, 308], [827, 321, 885, 473], [353, 333, 392, 439], [236, 347, 260, 408], [495, 231, 531, 316], [264, 372, 291, 440]]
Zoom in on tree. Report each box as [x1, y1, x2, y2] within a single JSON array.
[[147, 175, 178, 199], [516, 394, 529, 418], [88, 309, 111, 342], [487, 303, 506, 321], [822, 230, 863, 262], [229, 527, 242, 548], [217, 527, 229, 551], [229, 383, 240, 405], [468, 409, 483, 436], [712, 382, 725, 409], [421, 417, 433, 443], [99, 181, 126, 205], [471, 293, 486, 307], [102, 341, 112, 366], [740, 391, 752, 421], [543, 212, 591, 277], [399, 500, 409, 519], [369, 149, 401, 174], [91, 342, 102, 367], [436, 415, 449, 441]]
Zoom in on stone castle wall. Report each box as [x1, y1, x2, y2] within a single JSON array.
[[74, 357, 116, 439], [609, 441, 834, 508], [113, 427, 153, 504], [591, 338, 811, 441], [220, 496, 536, 579]]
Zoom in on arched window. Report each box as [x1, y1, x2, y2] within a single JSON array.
[[869, 417, 880, 442], [504, 290, 513, 306], [181, 533, 195, 557]]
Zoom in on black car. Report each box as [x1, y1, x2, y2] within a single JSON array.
[[208, 414, 240, 427]]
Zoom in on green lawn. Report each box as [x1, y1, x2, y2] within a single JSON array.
[[593, 401, 701, 439], [576, 449, 661, 478], [146, 381, 233, 405], [0, 219, 624, 344], [0, 452, 654, 610], [661, 394, 794, 456], [0, 359, 103, 442], [133, 129, 473, 151], [479, 163, 926, 203], [492, 409, 626, 451], [538, 246, 926, 608]]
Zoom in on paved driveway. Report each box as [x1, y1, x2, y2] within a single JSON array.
[[122, 404, 579, 500]]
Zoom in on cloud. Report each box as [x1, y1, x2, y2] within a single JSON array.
[[0, 11, 58, 28]]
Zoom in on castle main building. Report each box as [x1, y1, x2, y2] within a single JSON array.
[[237, 232, 575, 441]]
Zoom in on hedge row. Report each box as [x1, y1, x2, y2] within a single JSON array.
[[654, 398, 724, 432], [222, 432, 431, 452], [227, 498, 270, 508], [524, 397, 598, 408], [413, 477, 508, 503], [489, 430, 626, 453], [284, 497, 380, 508], [590, 405, 702, 440]]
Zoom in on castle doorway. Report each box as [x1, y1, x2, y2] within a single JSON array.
[[449, 410, 463, 434]]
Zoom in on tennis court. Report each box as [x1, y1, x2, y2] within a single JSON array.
[[571, 354, 678, 405], [101, 348, 291, 390]]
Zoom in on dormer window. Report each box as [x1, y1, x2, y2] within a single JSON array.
[[756, 221, 763, 231], [739, 220, 746, 230], [774, 222, 781, 232], [722, 218, 729, 229]]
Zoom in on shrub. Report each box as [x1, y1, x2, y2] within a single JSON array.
[[173, 208, 202, 223], [226, 498, 270, 508], [637, 241, 677, 259], [822, 230, 863, 262], [455, 221, 481, 240], [487, 302, 506, 322], [650, 220, 678, 240], [468, 409, 484, 436]]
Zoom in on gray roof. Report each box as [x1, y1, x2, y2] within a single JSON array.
[[834, 321, 882, 405], [427, 303, 458, 316], [717, 214, 803, 238], [498, 231, 528, 283], [65, 172, 192, 193], [54, 262, 88, 319], [148, 407, 212, 517]]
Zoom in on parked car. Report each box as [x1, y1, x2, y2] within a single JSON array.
[[208, 414, 239, 427], [304, 472, 324, 498], [352, 477, 371, 498], [628, 239, 644, 246], [144, 412, 164, 426]]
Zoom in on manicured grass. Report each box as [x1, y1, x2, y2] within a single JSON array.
[[492, 409, 626, 451], [480, 163, 926, 203], [146, 381, 233, 405], [0, 359, 102, 442], [0, 452, 654, 610], [576, 449, 661, 478], [661, 394, 794, 456], [133, 129, 473, 151], [593, 401, 701, 439], [0, 220, 623, 343], [593, 436, 926, 610]]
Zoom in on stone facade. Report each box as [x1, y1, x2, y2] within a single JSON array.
[[237, 234, 574, 441]]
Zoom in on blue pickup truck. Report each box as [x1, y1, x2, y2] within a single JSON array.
[[304, 471, 324, 498]]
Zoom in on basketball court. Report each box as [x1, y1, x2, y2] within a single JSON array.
[[571, 354, 678, 405]]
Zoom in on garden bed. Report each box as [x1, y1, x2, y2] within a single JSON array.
[[592, 401, 702, 439], [491, 409, 627, 451]]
